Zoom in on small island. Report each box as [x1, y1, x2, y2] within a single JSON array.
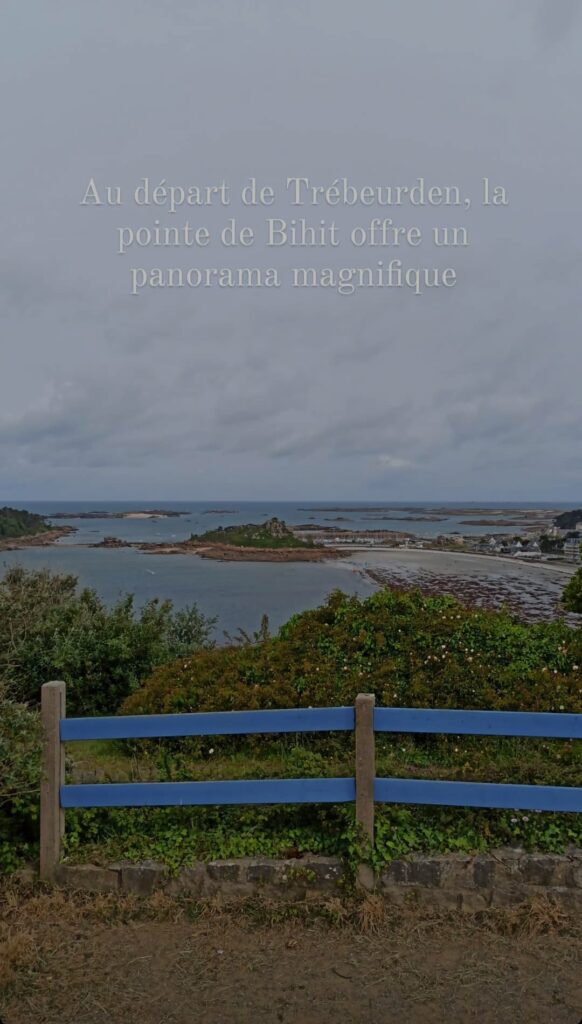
[[191, 518, 314, 549], [49, 508, 189, 520], [139, 517, 340, 562], [91, 535, 132, 549]]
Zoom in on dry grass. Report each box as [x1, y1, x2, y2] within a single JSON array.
[[0, 929, 36, 989], [3, 880, 579, 940], [482, 892, 572, 937], [2, 880, 581, 1024]]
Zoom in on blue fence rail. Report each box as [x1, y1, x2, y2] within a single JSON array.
[[39, 682, 582, 880]]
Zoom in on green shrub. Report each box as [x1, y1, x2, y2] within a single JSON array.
[[123, 588, 582, 718], [63, 802, 582, 871], [0, 685, 41, 872], [563, 563, 582, 613], [0, 566, 216, 714]]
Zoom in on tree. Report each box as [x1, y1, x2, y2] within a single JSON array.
[[539, 533, 564, 554], [0, 566, 216, 714], [0, 506, 48, 538], [562, 556, 582, 613]]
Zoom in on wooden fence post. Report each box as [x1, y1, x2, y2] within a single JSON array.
[[355, 693, 375, 890], [40, 681, 66, 881]]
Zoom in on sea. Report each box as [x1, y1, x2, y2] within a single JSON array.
[[0, 501, 576, 638]]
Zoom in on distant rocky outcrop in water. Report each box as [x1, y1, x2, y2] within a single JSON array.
[[92, 536, 131, 549]]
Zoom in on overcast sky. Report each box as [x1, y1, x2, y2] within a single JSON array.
[[1, 0, 581, 502]]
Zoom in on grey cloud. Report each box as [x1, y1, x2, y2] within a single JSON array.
[[1, 0, 581, 500], [534, 0, 582, 46]]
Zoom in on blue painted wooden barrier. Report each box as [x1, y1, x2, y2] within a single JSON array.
[[61, 706, 354, 742], [374, 778, 582, 813], [61, 777, 356, 808], [58, 703, 582, 813], [374, 707, 582, 739]]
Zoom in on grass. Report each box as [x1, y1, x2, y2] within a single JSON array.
[[60, 736, 582, 869], [66, 733, 582, 786]]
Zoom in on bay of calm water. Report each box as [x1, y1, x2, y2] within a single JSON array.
[[0, 501, 576, 638], [0, 501, 381, 637]]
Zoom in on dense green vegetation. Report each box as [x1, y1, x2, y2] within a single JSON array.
[[125, 588, 582, 718], [2, 573, 582, 874], [91, 589, 581, 871], [0, 566, 216, 714], [540, 533, 564, 553], [63, 802, 582, 873], [190, 516, 315, 549], [0, 566, 216, 872], [0, 685, 41, 873], [563, 561, 582, 614], [0, 506, 48, 539]]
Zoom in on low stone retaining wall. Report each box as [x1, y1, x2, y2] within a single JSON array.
[[53, 848, 582, 912]]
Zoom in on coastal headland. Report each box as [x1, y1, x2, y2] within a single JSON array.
[[0, 525, 75, 551], [0, 506, 76, 550]]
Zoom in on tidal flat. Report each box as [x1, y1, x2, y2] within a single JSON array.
[[347, 548, 579, 623]]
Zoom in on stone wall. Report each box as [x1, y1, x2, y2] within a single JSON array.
[[52, 847, 582, 912]]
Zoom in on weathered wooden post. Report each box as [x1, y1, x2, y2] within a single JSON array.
[[355, 692, 375, 890], [40, 681, 66, 881]]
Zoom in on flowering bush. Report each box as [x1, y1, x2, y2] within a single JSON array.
[[123, 588, 582, 717]]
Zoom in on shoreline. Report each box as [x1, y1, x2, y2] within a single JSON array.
[[342, 544, 578, 577], [0, 526, 75, 551], [1, 534, 579, 624], [48, 509, 189, 520], [137, 541, 342, 562], [2, 531, 579, 574]]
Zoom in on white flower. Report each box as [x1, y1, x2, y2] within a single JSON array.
[[208, 748, 214, 755]]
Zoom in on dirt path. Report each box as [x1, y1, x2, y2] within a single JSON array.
[[1, 888, 581, 1024]]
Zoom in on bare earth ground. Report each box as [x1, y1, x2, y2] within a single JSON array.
[[1, 887, 581, 1024]]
